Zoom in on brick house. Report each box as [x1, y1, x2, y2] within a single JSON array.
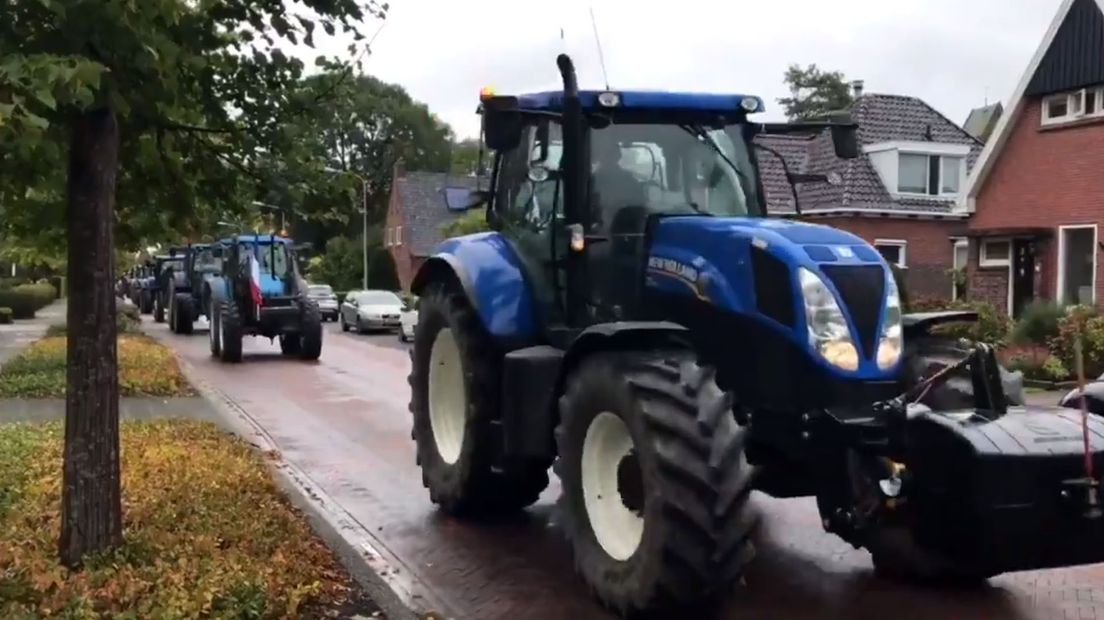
[[963, 0, 1104, 317], [756, 93, 982, 300], [384, 163, 479, 290]]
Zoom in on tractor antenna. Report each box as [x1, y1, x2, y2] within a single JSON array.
[[589, 6, 610, 90]]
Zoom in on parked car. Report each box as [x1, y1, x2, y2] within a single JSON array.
[[399, 296, 418, 342], [339, 290, 404, 334], [307, 284, 339, 321]]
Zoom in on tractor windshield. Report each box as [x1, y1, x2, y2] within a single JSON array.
[[588, 121, 761, 225], [257, 243, 291, 278]]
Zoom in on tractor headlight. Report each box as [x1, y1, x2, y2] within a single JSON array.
[[798, 267, 859, 372], [876, 270, 903, 370]]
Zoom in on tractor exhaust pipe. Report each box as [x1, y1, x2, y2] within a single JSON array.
[[557, 53, 586, 324]]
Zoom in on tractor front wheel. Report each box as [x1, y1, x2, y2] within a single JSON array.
[[218, 301, 243, 363], [299, 301, 323, 360], [409, 283, 550, 515], [173, 293, 194, 335], [154, 295, 165, 323], [555, 352, 756, 616]]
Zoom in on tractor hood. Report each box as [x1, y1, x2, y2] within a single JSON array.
[[645, 216, 896, 381]]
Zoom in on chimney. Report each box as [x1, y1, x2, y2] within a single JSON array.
[[851, 80, 865, 99]]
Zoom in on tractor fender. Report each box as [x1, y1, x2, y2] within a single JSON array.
[[556, 321, 693, 396], [207, 275, 231, 307], [902, 310, 978, 339], [410, 232, 537, 340]]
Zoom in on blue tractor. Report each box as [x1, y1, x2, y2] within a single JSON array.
[[407, 55, 1104, 615], [207, 234, 322, 362]]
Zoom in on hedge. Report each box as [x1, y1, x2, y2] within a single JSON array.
[[0, 307, 12, 325], [0, 283, 57, 319]]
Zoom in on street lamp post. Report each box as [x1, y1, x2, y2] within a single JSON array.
[[324, 168, 369, 290]]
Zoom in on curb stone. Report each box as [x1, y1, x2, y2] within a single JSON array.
[[172, 355, 457, 620]]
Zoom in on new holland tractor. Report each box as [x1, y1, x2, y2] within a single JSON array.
[[151, 250, 186, 323], [207, 234, 322, 363], [406, 54, 1104, 616]]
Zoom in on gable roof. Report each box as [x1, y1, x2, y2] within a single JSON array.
[[966, 0, 1104, 205], [756, 93, 981, 216], [392, 171, 481, 257], [963, 102, 1004, 141]]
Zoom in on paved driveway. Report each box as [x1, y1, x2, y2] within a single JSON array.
[[148, 318, 1104, 620]]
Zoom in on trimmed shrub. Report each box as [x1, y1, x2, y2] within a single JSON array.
[[0, 307, 12, 325], [45, 305, 141, 337], [0, 283, 56, 319], [1012, 299, 1065, 345], [1051, 305, 1104, 379]]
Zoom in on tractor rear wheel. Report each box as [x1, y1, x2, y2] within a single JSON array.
[[555, 351, 756, 615], [154, 295, 165, 323], [299, 301, 323, 360], [903, 335, 1024, 410], [408, 283, 550, 516], [173, 293, 194, 335], [218, 301, 243, 363]]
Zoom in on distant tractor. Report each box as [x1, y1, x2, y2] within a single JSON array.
[[151, 250, 186, 323], [207, 234, 322, 362], [407, 54, 1103, 616], [168, 242, 221, 335]]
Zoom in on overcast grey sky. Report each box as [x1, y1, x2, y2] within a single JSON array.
[[298, 0, 1059, 139]]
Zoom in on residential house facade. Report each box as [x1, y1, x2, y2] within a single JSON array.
[[757, 93, 982, 300], [384, 163, 479, 290], [964, 0, 1104, 317]]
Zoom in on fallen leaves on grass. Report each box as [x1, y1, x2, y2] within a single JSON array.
[[0, 335, 194, 398], [0, 419, 356, 618]]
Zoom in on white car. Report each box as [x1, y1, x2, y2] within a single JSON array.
[[399, 298, 418, 342], [339, 290, 404, 334], [307, 284, 340, 321]]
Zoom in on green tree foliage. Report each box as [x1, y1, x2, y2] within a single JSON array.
[[1, 0, 388, 566], [440, 208, 491, 238], [777, 64, 855, 121], [450, 139, 483, 176], [366, 247, 399, 290], [313, 235, 367, 292]]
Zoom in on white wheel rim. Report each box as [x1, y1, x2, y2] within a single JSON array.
[[582, 411, 644, 561], [217, 308, 224, 351], [428, 328, 466, 465]]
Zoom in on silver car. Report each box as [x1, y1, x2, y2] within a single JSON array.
[[307, 284, 340, 321], [339, 290, 404, 333]]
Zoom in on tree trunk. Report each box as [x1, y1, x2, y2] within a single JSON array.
[[59, 106, 122, 568]]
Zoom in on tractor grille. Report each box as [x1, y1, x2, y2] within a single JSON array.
[[820, 265, 884, 359], [751, 246, 795, 327]]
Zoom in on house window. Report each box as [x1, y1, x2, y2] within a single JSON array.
[[897, 153, 962, 197], [1058, 225, 1097, 305], [384, 227, 393, 247], [395, 226, 402, 246], [874, 239, 907, 268], [979, 239, 1011, 267], [1042, 85, 1104, 125], [952, 238, 968, 300]]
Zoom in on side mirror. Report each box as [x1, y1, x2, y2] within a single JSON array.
[[482, 96, 522, 151], [444, 187, 490, 211]]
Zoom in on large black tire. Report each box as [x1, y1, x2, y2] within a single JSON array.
[[299, 301, 323, 360], [173, 293, 194, 335], [408, 283, 550, 516], [555, 351, 756, 616], [154, 295, 165, 323], [140, 290, 154, 315], [218, 301, 243, 363], [903, 335, 1024, 410], [279, 334, 302, 355], [208, 298, 221, 357]]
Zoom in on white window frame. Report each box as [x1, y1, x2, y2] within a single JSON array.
[[1041, 86, 1104, 126], [874, 239, 907, 268], [395, 226, 403, 246], [951, 237, 968, 300], [384, 227, 393, 247], [979, 239, 1011, 267], [895, 153, 965, 199], [1057, 224, 1098, 305]]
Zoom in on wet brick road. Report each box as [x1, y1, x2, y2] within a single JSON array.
[[150, 318, 1104, 620]]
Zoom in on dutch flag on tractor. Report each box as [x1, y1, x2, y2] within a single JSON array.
[[248, 253, 263, 307]]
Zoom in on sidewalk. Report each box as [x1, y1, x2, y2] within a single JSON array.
[[0, 299, 65, 367]]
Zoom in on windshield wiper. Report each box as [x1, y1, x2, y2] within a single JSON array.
[[679, 124, 756, 208]]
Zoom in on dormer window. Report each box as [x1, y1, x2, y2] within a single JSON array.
[[897, 153, 964, 197], [1042, 85, 1104, 126]]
